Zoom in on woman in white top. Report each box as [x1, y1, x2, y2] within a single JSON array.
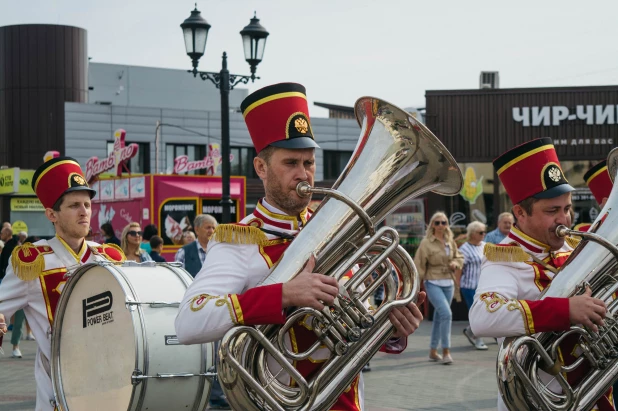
[[457, 221, 488, 350]]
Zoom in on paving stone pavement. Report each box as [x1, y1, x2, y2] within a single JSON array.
[[0, 321, 499, 410]]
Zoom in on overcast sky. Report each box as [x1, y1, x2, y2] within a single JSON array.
[[4, 0, 618, 117]]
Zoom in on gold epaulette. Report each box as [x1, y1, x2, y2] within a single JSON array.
[[211, 224, 268, 245], [572, 223, 590, 233], [484, 243, 530, 263], [11, 243, 54, 281], [565, 235, 582, 249], [91, 243, 126, 264]]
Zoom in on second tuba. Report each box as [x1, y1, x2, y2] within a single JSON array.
[[217, 97, 463, 411], [497, 147, 618, 410]]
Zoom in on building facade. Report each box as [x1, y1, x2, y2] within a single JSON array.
[[425, 85, 618, 230]]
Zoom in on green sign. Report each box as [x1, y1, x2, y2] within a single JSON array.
[[11, 197, 44, 211], [17, 170, 35, 195], [0, 168, 19, 195]]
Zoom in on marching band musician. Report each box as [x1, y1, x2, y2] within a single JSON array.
[[576, 159, 613, 231], [469, 138, 614, 411], [175, 83, 426, 411], [0, 157, 126, 411]]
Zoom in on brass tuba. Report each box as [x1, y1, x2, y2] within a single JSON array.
[[497, 147, 618, 410], [217, 97, 463, 411]]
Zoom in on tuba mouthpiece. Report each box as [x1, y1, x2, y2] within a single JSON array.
[[296, 181, 313, 198], [555, 225, 570, 238]]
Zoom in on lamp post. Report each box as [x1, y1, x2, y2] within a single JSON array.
[[181, 5, 269, 223]]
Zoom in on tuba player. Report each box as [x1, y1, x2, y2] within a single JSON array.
[[469, 138, 613, 411], [175, 83, 426, 411]]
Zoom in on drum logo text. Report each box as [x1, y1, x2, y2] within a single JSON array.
[[83, 291, 114, 328]]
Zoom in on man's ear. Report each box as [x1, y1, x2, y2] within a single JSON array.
[[45, 208, 58, 224], [512, 204, 525, 220], [254, 157, 267, 180]]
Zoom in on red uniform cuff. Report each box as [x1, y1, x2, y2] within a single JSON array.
[[231, 283, 286, 325], [520, 297, 570, 334]]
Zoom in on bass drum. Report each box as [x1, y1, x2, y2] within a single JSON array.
[[51, 261, 212, 411]]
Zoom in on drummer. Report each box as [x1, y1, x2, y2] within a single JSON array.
[[0, 157, 125, 411]]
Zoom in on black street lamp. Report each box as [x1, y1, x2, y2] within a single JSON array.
[[181, 5, 269, 224]]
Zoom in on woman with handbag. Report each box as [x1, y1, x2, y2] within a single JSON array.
[[414, 211, 464, 365]]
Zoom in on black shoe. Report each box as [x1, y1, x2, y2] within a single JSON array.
[[362, 363, 371, 372]]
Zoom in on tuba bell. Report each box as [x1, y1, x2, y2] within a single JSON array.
[[217, 97, 463, 411], [497, 147, 618, 410]]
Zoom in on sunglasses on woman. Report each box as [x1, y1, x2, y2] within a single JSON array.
[[433, 221, 447, 226], [478, 231, 486, 235], [128, 230, 143, 237]]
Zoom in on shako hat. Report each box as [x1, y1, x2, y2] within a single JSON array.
[[584, 159, 612, 205], [493, 137, 574, 205], [32, 156, 96, 209], [240, 82, 320, 153]]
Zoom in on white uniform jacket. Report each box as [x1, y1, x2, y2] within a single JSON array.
[[175, 199, 406, 411], [0, 238, 125, 411], [469, 226, 614, 411]]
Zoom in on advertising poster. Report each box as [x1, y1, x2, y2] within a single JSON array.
[[92, 200, 143, 241], [160, 199, 197, 245], [100, 180, 114, 200], [115, 178, 130, 200], [130, 176, 145, 198], [91, 181, 100, 201], [201, 199, 238, 223]]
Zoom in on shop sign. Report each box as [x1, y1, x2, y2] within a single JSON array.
[[12, 220, 28, 234], [10, 198, 44, 211], [513, 105, 618, 127], [201, 199, 238, 223], [460, 167, 483, 204], [17, 170, 35, 195], [0, 168, 19, 195], [160, 199, 197, 245], [552, 138, 614, 146], [173, 144, 227, 175], [85, 129, 138, 183]]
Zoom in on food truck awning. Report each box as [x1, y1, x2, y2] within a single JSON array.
[[159, 179, 244, 196]]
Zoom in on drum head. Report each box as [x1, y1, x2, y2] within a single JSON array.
[[54, 264, 137, 409]]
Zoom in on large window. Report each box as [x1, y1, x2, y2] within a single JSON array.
[[323, 150, 352, 180], [166, 144, 207, 175], [107, 141, 150, 174], [231, 146, 258, 178]]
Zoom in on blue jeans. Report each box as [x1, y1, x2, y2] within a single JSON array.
[[460, 287, 476, 311], [11, 309, 25, 346], [425, 281, 454, 350]]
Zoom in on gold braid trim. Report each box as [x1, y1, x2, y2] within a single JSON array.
[[565, 235, 581, 249], [484, 243, 530, 263], [212, 224, 269, 245], [11, 243, 45, 282]]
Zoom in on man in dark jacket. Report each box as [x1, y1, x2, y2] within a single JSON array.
[[0, 227, 18, 280], [173, 214, 216, 277]]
